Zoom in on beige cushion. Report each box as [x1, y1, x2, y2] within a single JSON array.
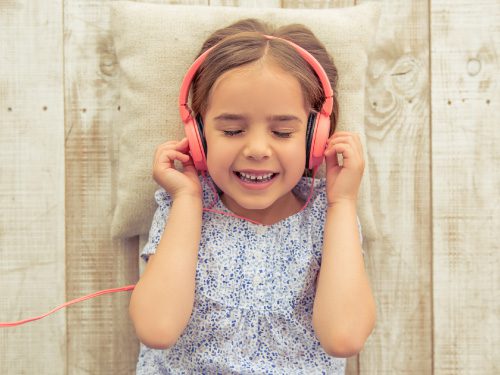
[[110, 1, 380, 240]]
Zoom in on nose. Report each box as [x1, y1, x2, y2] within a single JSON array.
[[242, 131, 272, 161]]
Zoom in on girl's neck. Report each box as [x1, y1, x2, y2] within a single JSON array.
[[220, 191, 304, 226]]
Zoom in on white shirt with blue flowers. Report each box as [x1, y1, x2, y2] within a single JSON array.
[[136, 176, 363, 374]]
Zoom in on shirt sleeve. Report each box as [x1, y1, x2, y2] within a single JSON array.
[[140, 188, 172, 262]]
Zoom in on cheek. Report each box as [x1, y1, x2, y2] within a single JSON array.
[[287, 138, 307, 163], [205, 138, 233, 175]]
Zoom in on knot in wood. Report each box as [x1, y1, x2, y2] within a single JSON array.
[[466, 58, 481, 76], [99, 53, 117, 76], [390, 55, 425, 100]]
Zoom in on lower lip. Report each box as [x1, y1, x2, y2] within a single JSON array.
[[234, 173, 277, 190]]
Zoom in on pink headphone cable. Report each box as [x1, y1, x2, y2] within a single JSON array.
[[0, 170, 317, 327], [0, 285, 135, 327]]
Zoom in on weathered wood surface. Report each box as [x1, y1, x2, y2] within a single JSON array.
[[430, 1, 500, 374], [63, 0, 139, 372], [0, 0, 498, 374], [0, 1, 66, 373], [360, 0, 433, 373]]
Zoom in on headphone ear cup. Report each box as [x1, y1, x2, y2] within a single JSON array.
[[307, 112, 330, 169], [195, 114, 208, 156], [184, 114, 207, 171], [305, 113, 316, 169]]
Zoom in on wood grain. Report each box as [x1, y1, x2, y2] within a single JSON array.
[[211, 0, 280, 6], [64, 0, 139, 373], [431, 1, 500, 373], [283, 0, 354, 8], [359, 0, 432, 373], [1, 0, 498, 373], [0, 1, 66, 373]]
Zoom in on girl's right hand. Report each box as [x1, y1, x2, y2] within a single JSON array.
[[152, 138, 202, 200]]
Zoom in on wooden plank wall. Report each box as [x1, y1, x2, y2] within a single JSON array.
[[0, 0, 498, 374], [0, 2, 66, 374], [360, 1, 432, 373], [431, 1, 499, 373], [63, 1, 139, 372]]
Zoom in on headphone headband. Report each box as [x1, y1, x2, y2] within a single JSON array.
[[179, 34, 334, 122], [179, 33, 334, 171]]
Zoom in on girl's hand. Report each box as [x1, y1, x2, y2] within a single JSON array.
[[323, 131, 365, 205], [152, 138, 202, 200]]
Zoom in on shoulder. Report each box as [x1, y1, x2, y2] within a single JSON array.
[[152, 174, 217, 209], [294, 176, 328, 218], [293, 177, 364, 249], [142, 176, 213, 261], [291, 177, 328, 253], [153, 188, 171, 209]]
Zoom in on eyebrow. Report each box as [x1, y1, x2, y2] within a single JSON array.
[[213, 113, 246, 122], [213, 113, 303, 123], [267, 115, 302, 123]]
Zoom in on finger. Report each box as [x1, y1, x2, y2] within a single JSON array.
[[156, 140, 179, 150], [329, 141, 365, 171], [328, 136, 362, 159], [331, 131, 356, 139], [324, 143, 342, 167], [156, 149, 190, 168], [344, 132, 362, 149], [328, 135, 355, 145], [175, 137, 190, 153], [156, 138, 189, 152], [331, 130, 360, 138], [180, 152, 195, 168], [329, 132, 361, 151], [182, 161, 198, 177], [327, 143, 351, 164]]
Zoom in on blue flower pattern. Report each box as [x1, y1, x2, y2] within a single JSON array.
[[137, 176, 363, 374]]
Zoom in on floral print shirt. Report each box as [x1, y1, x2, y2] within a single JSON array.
[[136, 176, 363, 374]]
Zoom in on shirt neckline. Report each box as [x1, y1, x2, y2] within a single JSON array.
[[201, 176, 322, 228]]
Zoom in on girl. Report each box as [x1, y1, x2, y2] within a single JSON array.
[[130, 19, 376, 374]]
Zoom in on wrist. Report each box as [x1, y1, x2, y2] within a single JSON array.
[[172, 193, 203, 209], [327, 198, 357, 209]]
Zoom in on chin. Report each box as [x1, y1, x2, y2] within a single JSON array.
[[236, 198, 275, 211], [225, 193, 280, 213]]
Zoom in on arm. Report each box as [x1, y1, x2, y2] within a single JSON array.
[[312, 201, 376, 357], [129, 195, 202, 349], [312, 131, 376, 357], [129, 138, 203, 349]]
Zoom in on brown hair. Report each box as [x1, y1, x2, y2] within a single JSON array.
[[190, 19, 339, 135]]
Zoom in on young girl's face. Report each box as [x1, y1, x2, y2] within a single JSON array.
[[203, 60, 309, 223]]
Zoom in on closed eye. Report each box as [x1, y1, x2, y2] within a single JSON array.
[[223, 130, 243, 136], [273, 131, 293, 138]]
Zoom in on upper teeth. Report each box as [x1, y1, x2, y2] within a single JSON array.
[[240, 172, 274, 180]]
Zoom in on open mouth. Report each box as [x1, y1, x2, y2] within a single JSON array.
[[234, 171, 278, 183]]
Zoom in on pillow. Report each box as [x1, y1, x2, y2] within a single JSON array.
[[110, 1, 380, 240]]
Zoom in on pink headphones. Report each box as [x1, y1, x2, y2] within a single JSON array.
[[1, 40, 336, 329], [178, 35, 334, 171]]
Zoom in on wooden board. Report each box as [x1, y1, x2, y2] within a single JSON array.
[[211, 0, 280, 5], [283, 0, 353, 7], [0, 1, 66, 373], [431, 1, 500, 373], [359, 0, 432, 373], [63, 0, 141, 373], [1, 0, 498, 373]]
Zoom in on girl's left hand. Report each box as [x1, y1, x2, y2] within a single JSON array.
[[323, 131, 365, 205]]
